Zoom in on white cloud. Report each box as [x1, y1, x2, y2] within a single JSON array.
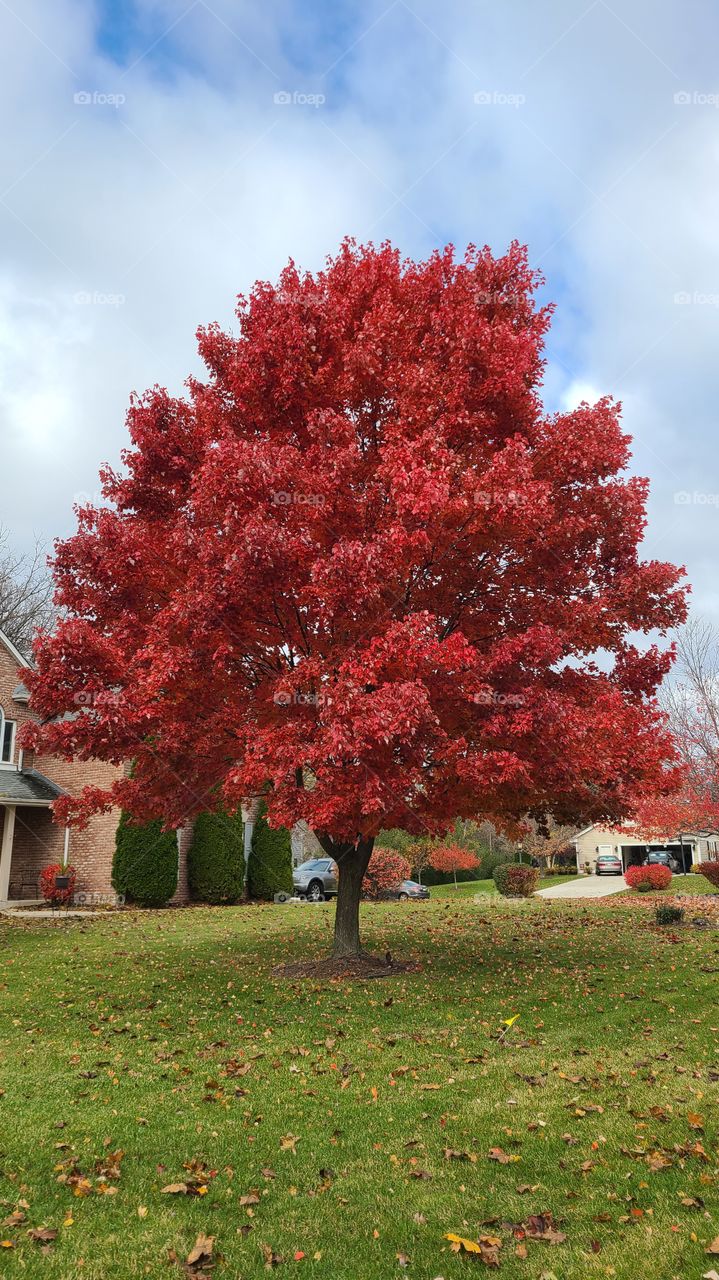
[[1, 0, 718, 621]]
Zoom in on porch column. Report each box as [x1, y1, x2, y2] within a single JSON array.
[[243, 813, 254, 883], [0, 805, 17, 903]]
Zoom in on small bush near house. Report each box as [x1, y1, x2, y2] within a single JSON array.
[[698, 862, 719, 888], [39, 863, 77, 905], [188, 807, 245, 904], [624, 864, 672, 891], [248, 803, 292, 899], [655, 904, 685, 926], [493, 863, 539, 897], [112, 813, 178, 908]]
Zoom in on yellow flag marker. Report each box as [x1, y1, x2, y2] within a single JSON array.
[[498, 1013, 520, 1043]]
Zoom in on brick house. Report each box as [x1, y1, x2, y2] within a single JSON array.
[[0, 625, 301, 908], [0, 626, 126, 906]]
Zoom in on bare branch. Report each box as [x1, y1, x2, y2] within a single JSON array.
[[0, 525, 56, 657]]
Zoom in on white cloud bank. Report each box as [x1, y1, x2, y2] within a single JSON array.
[[1, 0, 718, 618]]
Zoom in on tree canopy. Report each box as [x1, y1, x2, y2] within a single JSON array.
[[23, 239, 687, 957]]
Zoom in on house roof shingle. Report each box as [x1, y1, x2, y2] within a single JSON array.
[[0, 769, 64, 804]]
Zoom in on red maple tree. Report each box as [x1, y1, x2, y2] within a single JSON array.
[[23, 240, 687, 959], [630, 781, 719, 845], [429, 844, 481, 888]]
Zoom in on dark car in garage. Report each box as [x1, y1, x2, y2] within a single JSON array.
[[643, 850, 681, 874]]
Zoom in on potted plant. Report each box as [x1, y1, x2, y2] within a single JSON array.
[[39, 863, 77, 906]]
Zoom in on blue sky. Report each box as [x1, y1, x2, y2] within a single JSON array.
[[1, 0, 719, 619]]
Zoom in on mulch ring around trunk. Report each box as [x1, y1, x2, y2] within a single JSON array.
[[274, 952, 421, 981]]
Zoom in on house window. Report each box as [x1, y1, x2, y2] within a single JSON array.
[[0, 709, 16, 765]]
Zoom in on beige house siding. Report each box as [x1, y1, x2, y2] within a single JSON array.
[[574, 824, 718, 874]]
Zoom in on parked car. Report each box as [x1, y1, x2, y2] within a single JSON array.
[[595, 852, 623, 876], [383, 879, 430, 901], [292, 858, 338, 900], [643, 850, 681, 874]]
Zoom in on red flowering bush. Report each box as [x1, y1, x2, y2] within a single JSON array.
[[493, 863, 539, 897], [39, 864, 77, 904], [362, 849, 411, 899], [698, 862, 719, 888], [624, 864, 672, 891]]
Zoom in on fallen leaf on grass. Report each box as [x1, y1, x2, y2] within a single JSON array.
[[162, 1161, 214, 1196], [261, 1243, 284, 1267], [523, 1213, 567, 1244], [279, 1134, 299, 1154], [488, 1147, 520, 1165], [185, 1233, 215, 1273], [445, 1233, 501, 1266], [679, 1195, 704, 1209], [443, 1148, 477, 1163], [223, 1059, 252, 1077], [706, 1238, 719, 1256], [28, 1228, 58, 1246]]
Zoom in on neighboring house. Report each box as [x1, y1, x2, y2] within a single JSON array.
[[574, 823, 719, 875], [291, 820, 323, 867], [0, 626, 126, 906], [0, 625, 311, 907]]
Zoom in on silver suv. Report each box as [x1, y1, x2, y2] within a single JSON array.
[[293, 858, 338, 900]]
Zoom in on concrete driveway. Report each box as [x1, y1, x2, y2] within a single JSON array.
[[536, 875, 626, 899]]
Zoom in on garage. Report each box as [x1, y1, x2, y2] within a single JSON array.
[[619, 840, 694, 874]]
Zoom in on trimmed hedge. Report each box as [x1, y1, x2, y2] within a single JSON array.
[[493, 863, 539, 897], [248, 802, 293, 900], [189, 807, 245, 904], [698, 862, 719, 888], [624, 864, 672, 891], [112, 812, 178, 907]]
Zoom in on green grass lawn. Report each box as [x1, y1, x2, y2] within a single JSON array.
[[625, 875, 719, 898], [431, 873, 578, 898], [0, 895, 718, 1279], [670, 874, 719, 894]]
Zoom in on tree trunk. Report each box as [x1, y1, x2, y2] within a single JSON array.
[[316, 834, 374, 957]]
